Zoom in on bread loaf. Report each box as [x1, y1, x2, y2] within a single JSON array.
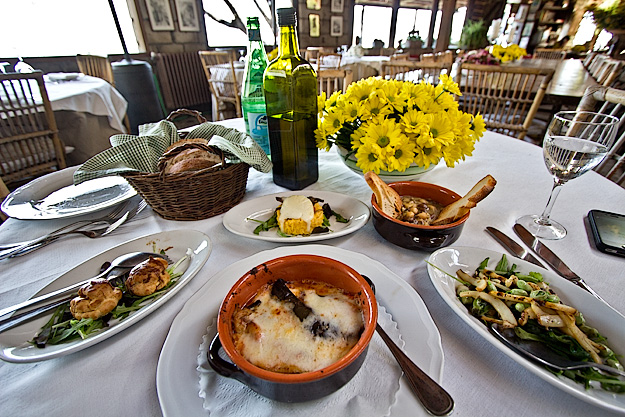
[[157, 138, 223, 174], [430, 175, 496, 225], [364, 171, 402, 218]]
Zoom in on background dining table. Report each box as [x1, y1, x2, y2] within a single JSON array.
[[0, 118, 624, 416], [44, 74, 128, 165]]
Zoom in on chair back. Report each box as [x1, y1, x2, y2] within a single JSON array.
[[317, 52, 342, 71], [533, 48, 566, 60], [390, 53, 410, 61], [595, 59, 625, 86], [76, 54, 115, 85], [154, 52, 212, 113], [0, 71, 66, 187], [421, 50, 454, 64], [455, 63, 555, 140], [318, 69, 353, 96], [198, 50, 242, 121], [578, 86, 625, 186], [381, 60, 452, 84]]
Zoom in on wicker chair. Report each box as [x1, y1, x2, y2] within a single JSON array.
[[0, 71, 66, 188], [578, 86, 625, 187], [316, 52, 342, 71], [317, 69, 353, 96], [76, 54, 131, 133], [455, 63, 555, 140], [533, 48, 566, 60], [198, 50, 242, 121], [381, 60, 452, 84]]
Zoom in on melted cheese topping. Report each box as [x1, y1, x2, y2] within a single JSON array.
[[277, 195, 314, 233], [232, 281, 364, 373]]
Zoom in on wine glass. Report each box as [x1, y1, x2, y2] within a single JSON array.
[[516, 111, 619, 240]]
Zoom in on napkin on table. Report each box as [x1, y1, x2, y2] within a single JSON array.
[[73, 120, 272, 185]]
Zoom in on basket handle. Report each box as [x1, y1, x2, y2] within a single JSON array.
[[166, 108, 208, 125]]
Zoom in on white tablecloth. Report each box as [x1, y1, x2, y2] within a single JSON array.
[[45, 74, 128, 133], [1, 120, 624, 417]]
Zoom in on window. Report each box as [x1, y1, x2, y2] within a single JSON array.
[[0, 0, 139, 57], [352, 5, 393, 48], [203, 0, 289, 48]]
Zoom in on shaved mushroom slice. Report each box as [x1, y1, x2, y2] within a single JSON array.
[[459, 290, 517, 327], [457, 269, 487, 291], [557, 311, 602, 364]]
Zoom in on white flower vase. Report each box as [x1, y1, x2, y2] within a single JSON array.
[[336, 146, 436, 183]]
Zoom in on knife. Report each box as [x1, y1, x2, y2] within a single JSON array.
[[513, 223, 605, 302], [485, 227, 545, 268]]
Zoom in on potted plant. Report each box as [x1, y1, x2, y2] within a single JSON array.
[[459, 20, 490, 50], [589, 0, 625, 57]]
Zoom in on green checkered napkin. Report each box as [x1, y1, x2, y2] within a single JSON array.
[[73, 120, 272, 185]]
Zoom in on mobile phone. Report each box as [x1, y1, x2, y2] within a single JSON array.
[[588, 210, 625, 258]]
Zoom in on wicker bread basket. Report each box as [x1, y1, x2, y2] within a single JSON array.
[[121, 110, 250, 221]]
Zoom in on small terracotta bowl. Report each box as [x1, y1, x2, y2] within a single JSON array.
[[370, 181, 469, 251], [208, 254, 377, 402]]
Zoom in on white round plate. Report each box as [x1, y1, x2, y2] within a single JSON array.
[[427, 246, 625, 414], [157, 244, 444, 417], [1, 166, 137, 220], [222, 191, 370, 242], [0, 230, 212, 363]]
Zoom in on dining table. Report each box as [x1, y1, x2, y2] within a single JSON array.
[[341, 55, 390, 81], [0, 118, 624, 417], [44, 73, 129, 166]]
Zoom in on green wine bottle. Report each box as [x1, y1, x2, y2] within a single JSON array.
[[242, 17, 270, 156], [263, 7, 318, 190]]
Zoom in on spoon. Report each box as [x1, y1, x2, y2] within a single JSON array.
[[362, 275, 454, 416], [490, 324, 625, 378], [0, 252, 167, 321]]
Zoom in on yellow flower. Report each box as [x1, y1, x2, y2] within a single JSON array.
[[315, 123, 331, 151], [401, 109, 429, 135], [471, 113, 486, 138], [317, 92, 326, 116], [355, 142, 386, 173], [414, 144, 443, 168], [321, 107, 345, 136], [429, 112, 455, 147], [386, 138, 416, 172], [351, 126, 366, 149], [325, 91, 342, 110], [379, 81, 408, 112], [360, 93, 394, 120], [339, 98, 362, 122], [438, 74, 461, 96], [364, 119, 406, 156]]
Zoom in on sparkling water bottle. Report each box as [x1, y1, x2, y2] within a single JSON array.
[[242, 17, 270, 156]]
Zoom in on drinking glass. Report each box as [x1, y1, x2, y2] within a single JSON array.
[[516, 111, 619, 240]]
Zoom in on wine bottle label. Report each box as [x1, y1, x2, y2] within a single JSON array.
[[266, 69, 287, 78]]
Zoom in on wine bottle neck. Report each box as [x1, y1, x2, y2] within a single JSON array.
[[278, 25, 300, 58]]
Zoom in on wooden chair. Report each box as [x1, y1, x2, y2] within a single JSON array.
[[533, 48, 566, 60], [421, 50, 454, 64], [0, 71, 66, 188], [0, 176, 9, 222], [455, 63, 555, 140], [305, 47, 334, 66], [198, 50, 242, 121], [76, 54, 131, 133], [318, 69, 353, 96], [76, 54, 115, 84], [381, 61, 452, 84], [595, 59, 625, 87], [578, 86, 625, 186], [390, 53, 410, 61], [316, 52, 342, 71]]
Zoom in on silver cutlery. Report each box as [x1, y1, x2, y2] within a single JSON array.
[[0, 200, 146, 260], [490, 323, 625, 378], [363, 275, 454, 416], [513, 223, 605, 302], [0, 251, 169, 332], [0, 199, 132, 252], [485, 227, 545, 268]]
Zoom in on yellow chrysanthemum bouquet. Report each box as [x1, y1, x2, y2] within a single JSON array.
[[314, 75, 486, 174], [490, 44, 527, 63]]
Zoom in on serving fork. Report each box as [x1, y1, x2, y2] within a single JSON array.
[[0, 199, 132, 251], [0, 199, 147, 259]]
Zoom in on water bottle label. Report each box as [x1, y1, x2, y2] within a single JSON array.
[[246, 112, 270, 154]]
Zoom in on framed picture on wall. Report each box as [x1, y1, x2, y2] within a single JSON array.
[[331, 0, 344, 13], [309, 14, 320, 37], [330, 16, 343, 37], [175, 0, 200, 32], [146, 0, 175, 31], [307, 0, 321, 10]]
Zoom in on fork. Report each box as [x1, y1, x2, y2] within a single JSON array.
[[0, 200, 132, 251], [2, 200, 148, 259]]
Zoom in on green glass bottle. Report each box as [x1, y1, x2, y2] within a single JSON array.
[[263, 7, 318, 190], [242, 17, 270, 156]]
